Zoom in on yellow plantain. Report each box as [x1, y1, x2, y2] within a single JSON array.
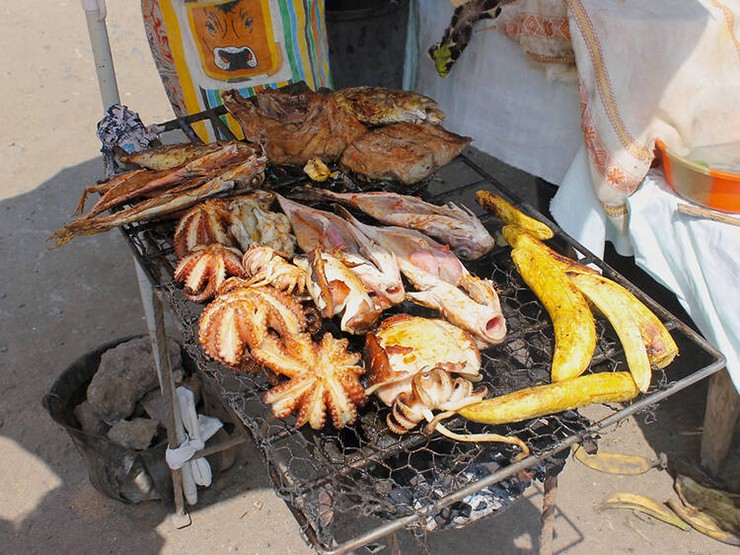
[[567, 270, 678, 370], [599, 492, 690, 531], [667, 499, 740, 545], [501, 224, 588, 267], [675, 475, 740, 535], [476, 190, 554, 240], [511, 242, 596, 381], [458, 372, 640, 425], [570, 274, 651, 391], [504, 229, 678, 369], [572, 445, 665, 475]]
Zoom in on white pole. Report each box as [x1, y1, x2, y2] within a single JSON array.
[[81, 0, 120, 109], [80, 0, 192, 521]]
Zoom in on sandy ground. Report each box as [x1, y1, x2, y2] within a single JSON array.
[[0, 2, 736, 554]]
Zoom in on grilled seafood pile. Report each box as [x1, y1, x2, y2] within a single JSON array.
[[223, 86, 471, 185], [71, 131, 678, 449], [165, 174, 507, 432], [48, 141, 267, 249], [364, 314, 529, 457]]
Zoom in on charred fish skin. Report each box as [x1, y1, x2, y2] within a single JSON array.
[[339, 122, 471, 185], [222, 88, 367, 166]]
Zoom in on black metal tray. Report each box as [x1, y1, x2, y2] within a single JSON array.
[[117, 107, 726, 554]]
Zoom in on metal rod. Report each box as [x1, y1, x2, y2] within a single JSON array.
[[135, 262, 190, 522], [81, 0, 120, 109]]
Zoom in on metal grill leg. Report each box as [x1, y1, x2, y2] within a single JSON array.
[[539, 473, 558, 555], [135, 262, 191, 527]]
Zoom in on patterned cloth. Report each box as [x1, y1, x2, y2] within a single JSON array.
[[565, 0, 740, 223], [141, 0, 332, 142], [96, 104, 159, 177], [417, 0, 740, 239]]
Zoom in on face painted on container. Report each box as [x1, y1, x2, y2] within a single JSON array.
[[187, 0, 281, 80]]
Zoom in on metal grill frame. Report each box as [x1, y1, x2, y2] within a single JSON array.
[[116, 107, 726, 554]]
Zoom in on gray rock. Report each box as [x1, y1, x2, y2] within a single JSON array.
[[139, 388, 166, 426], [107, 417, 160, 450], [73, 400, 109, 436], [86, 336, 182, 424]]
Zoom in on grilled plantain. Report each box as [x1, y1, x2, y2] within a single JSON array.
[[458, 371, 640, 425], [505, 228, 678, 372], [511, 240, 596, 382], [569, 272, 652, 392], [476, 190, 554, 240]]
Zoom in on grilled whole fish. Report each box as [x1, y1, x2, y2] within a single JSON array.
[[276, 195, 404, 307], [118, 142, 225, 170], [223, 88, 367, 166], [339, 122, 471, 185], [74, 141, 259, 219], [48, 153, 267, 249], [334, 205, 467, 287], [332, 86, 445, 126], [300, 188, 494, 260]]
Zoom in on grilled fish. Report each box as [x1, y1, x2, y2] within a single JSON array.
[[276, 195, 404, 307], [402, 264, 507, 348], [48, 153, 267, 249], [223, 88, 367, 166], [75, 141, 259, 219], [334, 205, 467, 286], [119, 142, 224, 170], [332, 86, 445, 126], [339, 122, 471, 184], [300, 188, 494, 260]]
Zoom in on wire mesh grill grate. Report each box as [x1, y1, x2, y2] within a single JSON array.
[[114, 107, 725, 553]]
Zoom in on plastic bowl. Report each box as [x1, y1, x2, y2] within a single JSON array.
[[655, 139, 740, 213]]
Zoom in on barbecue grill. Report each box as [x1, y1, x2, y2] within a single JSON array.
[[114, 105, 725, 554]]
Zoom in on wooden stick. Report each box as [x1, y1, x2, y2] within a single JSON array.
[[540, 473, 559, 555], [677, 203, 740, 227]]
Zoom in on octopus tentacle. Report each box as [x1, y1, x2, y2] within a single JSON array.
[[174, 197, 236, 258], [175, 243, 245, 303]]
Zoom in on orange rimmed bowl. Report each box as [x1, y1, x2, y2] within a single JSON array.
[[655, 139, 740, 214]]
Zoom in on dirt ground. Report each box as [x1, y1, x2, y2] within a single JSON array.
[[1, 3, 736, 554]]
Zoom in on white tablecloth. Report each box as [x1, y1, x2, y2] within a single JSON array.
[[407, 0, 582, 186], [552, 158, 739, 391], [627, 171, 739, 391]]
